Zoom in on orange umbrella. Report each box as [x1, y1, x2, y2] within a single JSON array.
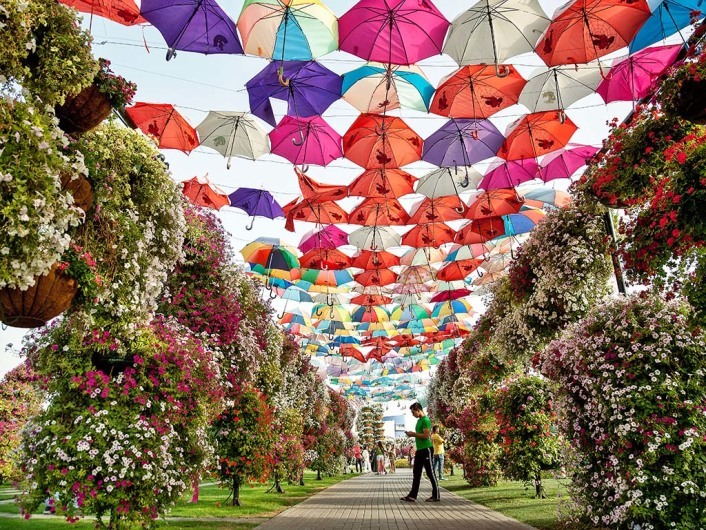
[[408, 196, 466, 224], [181, 175, 229, 210], [350, 250, 400, 270], [456, 218, 506, 244], [284, 200, 348, 231], [126, 103, 199, 153], [402, 223, 456, 247], [437, 259, 484, 281], [498, 111, 577, 160], [340, 344, 366, 363], [343, 114, 422, 168], [59, 0, 145, 25], [466, 189, 524, 220], [299, 249, 352, 270], [351, 293, 393, 306], [430, 64, 526, 119], [349, 198, 410, 226], [295, 168, 347, 203], [347, 168, 417, 198], [355, 268, 399, 287]]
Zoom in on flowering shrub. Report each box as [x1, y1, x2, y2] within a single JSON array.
[[19, 315, 222, 528], [94, 59, 136, 109], [455, 398, 501, 487], [540, 295, 706, 529], [657, 33, 706, 123], [57, 244, 101, 302], [0, 96, 85, 289], [495, 374, 562, 498]]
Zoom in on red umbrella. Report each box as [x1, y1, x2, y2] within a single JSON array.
[[430, 64, 526, 119], [349, 198, 410, 226], [355, 268, 399, 287], [347, 168, 417, 198], [351, 293, 393, 306], [456, 218, 506, 244], [402, 223, 456, 247], [536, 0, 651, 67], [340, 344, 366, 363], [408, 196, 467, 224], [296, 168, 348, 203], [351, 250, 401, 270], [430, 289, 471, 303], [437, 259, 484, 281], [59, 0, 145, 25], [299, 249, 352, 270], [498, 111, 577, 160], [466, 189, 524, 220], [181, 175, 229, 210], [343, 114, 423, 168], [284, 200, 348, 231], [126, 103, 199, 153]]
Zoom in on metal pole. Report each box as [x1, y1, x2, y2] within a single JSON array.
[[603, 211, 626, 295]]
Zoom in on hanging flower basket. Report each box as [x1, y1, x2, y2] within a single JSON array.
[[55, 83, 112, 134], [60, 171, 94, 213], [90, 352, 133, 375], [658, 51, 706, 125], [668, 78, 706, 124], [0, 263, 78, 328]]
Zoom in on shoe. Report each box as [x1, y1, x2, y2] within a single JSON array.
[[400, 496, 416, 502], [425, 497, 440, 502], [440, 477, 447, 480]]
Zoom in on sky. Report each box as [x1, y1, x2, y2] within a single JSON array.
[[0, 0, 645, 380]]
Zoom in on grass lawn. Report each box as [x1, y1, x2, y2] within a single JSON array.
[[0, 471, 355, 529], [441, 472, 569, 530]]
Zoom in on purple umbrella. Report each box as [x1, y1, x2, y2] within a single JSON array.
[[479, 159, 540, 190], [269, 115, 343, 167], [141, 0, 242, 61], [247, 61, 342, 127], [228, 187, 284, 230], [422, 119, 504, 168], [299, 225, 349, 253], [539, 145, 600, 182]]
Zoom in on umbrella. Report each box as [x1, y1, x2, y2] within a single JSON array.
[[302, 269, 355, 287], [467, 189, 525, 220], [350, 250, 400, 270], [431, 299, 473, 318], [390, 304, 430, 321], [430, 64, 526, 119], [338, 0, 450, 65], [355, 269, 399, 287], [351, 293, 393, 306], [343, 114, 423, 169], [269, 115, 342, 166], [342, 63, 435, 114], [479, 159, 540, 189], [430, 288, 472, 303], [415, 167, 483, 197], [141, 0, 242, 61], [246, 60, 342, 127], [629, 0, 705, 53], [401, 223, 456, 247], [126, 103, 199, 153], [284, 200, 348, 228], [351, 306, 390, 323], [347, 168, 417, 199], [536, 0, 651, 67], [228, 187, 283, 229], [312, 304, 352, 321], [238, 0, 338, 61], [299, 249, 351, 270], [295, 168, 348, 203], [538, 144, 599, 181], [276, 287, 314, 318], [399, 247, 445, 267], [408, 196, 467, 224], [519, 63, 606, 117], [436, 259, 484, 281], [523, 188, 572, 208], [445, 243, 494, 262], [196, 111, 269, 168], [349, 226, 401, 250], [444, 0, 550, 74], [299, 225, 349, 253], [59, 0, 145, 25], [503, 210, 546, 235], [597, 44, 682, 103], [182, 175, 230, 210], [422, 119, 504, 167], [498, 111, 577, 160], [241, 237, 301, 282], [455, 217, 506, 244], [349, 197, 410, 226]]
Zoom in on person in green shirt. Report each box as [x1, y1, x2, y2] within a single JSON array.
[[400, 402, 440, 502]]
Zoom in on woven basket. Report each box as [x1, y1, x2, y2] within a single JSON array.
[[55, 84, 112, 134]]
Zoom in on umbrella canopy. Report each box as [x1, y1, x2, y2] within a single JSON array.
[[467, 188, 525, 220], [629, 0, 705, 53], [415, 167, 483, 197], [338, 0, 450, 65], [182, 175, 229, 210], [228, 187, 283, 229], [237, 0, 338, 61], [355, 268, 399, 287], [350, 250, 400, 270], [342, 63, 435, 114], [126, 103, 199, 153], [436, 259, 484, 281], [390, 304, 430, 321], [422, 119, 504, 167], [498, 111, 577, 160], [401, 223, 456, 247], [536, 0, 651, 66], [348, 168, 417, 199], [456, 217, 506, 244], [343, 114, 423, 168], [295, 168, 348, 203], [351, 293, 393, 306], [430, 64, 526, 119], [351, 306, 390, 323], [246, 60, 341, 127], [196, 111, 269, 168], [431, 299, 473, 318], [349, 226, 401, 250], [445, 243, 494, 261], [299, 225, 349, 253], [444, 0, 550, 71], [539, 144, 599, 181], [299, 248, 352, 270], [242, 238, 301, 280], [303, 269, 355, 287], [280, 287, 313, 303], [430, 288, 472, 303], [399, 247, 445, 267], [312, 303, 352, 321], [349, 197, 410, 226], [408, 196, 467, 224], [519, 63, 606, 115], [597, 44, 682, 103], [503, 209, 546, 235], [59, 0, 145, 25], [141, 0, 242, 61], [523, 188, 572, 208], [284, 199, 348, 228], [270, 115, 342, 166], [479, 158, 540, 189]]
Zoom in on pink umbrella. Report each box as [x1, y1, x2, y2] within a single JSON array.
[[338, 0, 450, 65], [479, 159, 539, 190], [269, 116, 342, 167], [597, 44, 682, 103], [539, 145, 599, 181], [299, 225, 349, 253]]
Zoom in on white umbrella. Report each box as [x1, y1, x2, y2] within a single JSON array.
[[196, 111, 269, 168], [349, 226, 401, 251], [415, 167, 484, 198]]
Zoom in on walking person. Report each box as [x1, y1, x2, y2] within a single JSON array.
[[400, 402, 440, 503], [354, 443, 362, 473], [387, 442, 396, 474], [431, 425, 446, 481], [376, 440, 387, 474], [362, 446, 371, 473]]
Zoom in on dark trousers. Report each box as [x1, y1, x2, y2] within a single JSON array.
[[355, 457, 362, 473], [407, 447, 439, 500]]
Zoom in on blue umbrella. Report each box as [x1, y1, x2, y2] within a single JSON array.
[[629, 0, 705, 53], [228, 187, 284, 230]]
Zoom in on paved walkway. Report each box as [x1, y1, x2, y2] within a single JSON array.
[[256, 469, 537, 530]]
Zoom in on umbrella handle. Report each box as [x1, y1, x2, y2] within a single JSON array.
[[292, 130, 306, 146], [278, 67, 291, 87], [495, 64, 510, 78], [315, 307, 325, 317], [246, 217, 255, 231], [269, 289, 278, 299], [166, 47, 177, 61], [277, 310, 285, 319], [370, 242, 379, 251], [558, 109, 566, 124], [460, 173, 470, 189], [327, 293, 334, 307]]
